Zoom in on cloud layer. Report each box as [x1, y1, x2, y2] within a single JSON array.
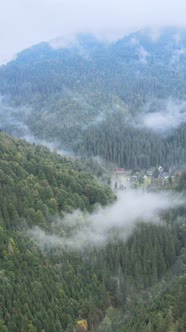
[[29, 190, 184, 251], [135, 99, 186, 133], [1, 1, 186, 62], [0, 100, 75, 157]]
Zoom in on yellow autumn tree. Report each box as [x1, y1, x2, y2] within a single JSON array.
[[76, 319, 88, 331]]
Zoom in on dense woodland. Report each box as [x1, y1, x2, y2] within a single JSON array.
[[0, 132, 186, 331], [74, 111, 186, 169], [0, 27, 186, 168], [0, 27, 186, 331]]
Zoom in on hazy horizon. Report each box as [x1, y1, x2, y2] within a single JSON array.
[[1, 0, 186, 63]]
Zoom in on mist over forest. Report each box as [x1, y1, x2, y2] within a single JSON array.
[[0, 25, 186, 332], [1, 27, 186, 168]]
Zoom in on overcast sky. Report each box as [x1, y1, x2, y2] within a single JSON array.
[[0, 0, 186, 63]]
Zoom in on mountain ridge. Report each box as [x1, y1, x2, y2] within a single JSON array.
[[0, 26, 186, 169]]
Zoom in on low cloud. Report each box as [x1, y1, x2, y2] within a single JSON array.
[[170, 48, 186, 64], [0, 98, 75, 158], [1, 0, 186, 62], [129, 37, 150, 63], [29, 190, 184, 251], [138, 45, 149, 64], [135, 98, 186, 133]]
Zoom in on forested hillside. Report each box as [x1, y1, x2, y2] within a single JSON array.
[[0, 131, 114, 223], [75, 111, 186, 169], [0, 27, 186, 168], [0, 132, 186, 331], [0, 26, 186, 331]]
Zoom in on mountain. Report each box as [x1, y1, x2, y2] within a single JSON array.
[[0, 27, 186, 332], [1, 27, 186, 99], [0, 131, 186, 331], [0, 27, 186, 169]]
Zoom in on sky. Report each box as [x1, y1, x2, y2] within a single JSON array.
[[0, 0, 186, 63]]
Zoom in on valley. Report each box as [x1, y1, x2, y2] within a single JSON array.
[[0, 26, 186, 332]]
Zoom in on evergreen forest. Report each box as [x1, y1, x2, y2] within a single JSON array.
[[0, 132, 186, 331], [0, 26, 186, 332]]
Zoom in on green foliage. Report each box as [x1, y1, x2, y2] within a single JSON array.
[[0, 131, 114, 229], [176, 171, 186, 191], [0, 132, 185, 331], [74, 113, 186, 169], [0, 28, 186, 331], [1, 28, 186, 169]]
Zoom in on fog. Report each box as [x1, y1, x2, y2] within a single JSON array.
[[170, 48, 186, 64], [135, 98, 186, 133], [137, 46, 149, 64], [0, 103, 31, 137], [1, 1, 186, 64], [29, 190, 184, 251], [0, 100, 75, 158]]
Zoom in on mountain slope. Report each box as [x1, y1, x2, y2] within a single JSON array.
[[1, 27, 186, 101], [0, 132, 186, 331], [0, 27, 186, 169]]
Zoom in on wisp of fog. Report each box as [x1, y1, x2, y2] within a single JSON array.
[[135, 98, 186, 133], [0, 98, 75, 157], [29, 190, 184, 251]]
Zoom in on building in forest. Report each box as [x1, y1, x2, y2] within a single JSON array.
[[112, 168, 131, 189]]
